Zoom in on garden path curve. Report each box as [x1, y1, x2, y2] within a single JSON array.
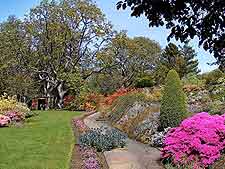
[[84, 112, 163, 169]]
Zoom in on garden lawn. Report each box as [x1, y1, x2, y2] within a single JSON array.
[[0, 110, 81, 169]]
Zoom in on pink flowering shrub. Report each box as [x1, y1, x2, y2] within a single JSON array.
[[4, 111, 25, 123], [0, 115, 11, 127], [161, 112, 225, 168]]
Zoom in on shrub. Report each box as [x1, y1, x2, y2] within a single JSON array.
[[0, 115, 11, 127], [0, 94, 30, 116], [104, 87, 136, 106], [79, 127, 127, 152], [25, 111, 39, 118], [202, 69, 224, 86], [4, 111, 25, 123], [160, 70, 188, 128], [182, 73, 205, 87], [134, 75, 155, 88], [161, 112, 225, 168]]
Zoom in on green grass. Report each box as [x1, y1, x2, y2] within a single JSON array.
[[0, 110, 81, 169]]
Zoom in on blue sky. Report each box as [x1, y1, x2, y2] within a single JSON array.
[[0, 0, 218, 73]]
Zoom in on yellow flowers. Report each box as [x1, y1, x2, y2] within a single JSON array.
[[0, 94, 30, 115]]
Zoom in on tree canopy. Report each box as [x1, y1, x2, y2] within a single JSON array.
[[117, 0, 225, 69], [97, 32, 161, 88]]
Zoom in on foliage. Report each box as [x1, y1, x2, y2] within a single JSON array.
[[180, 42, 200, 75], [134, 75, 155, 88], [158, 43, 199, 79], [117, 0, 225, 67], [202, 69, 224, 86], [182, 73, 205, 87], [79, 127, 127, 152], [24, 111, 39, 118], [0, 111, 81, 169], [208, 77, 225, 102], [153, 64, 169, 85], [161, 112, 225, 168], [145, 88, 162, 102], [160, 70, 188, 128], [0, 94, 30, 116], [0, 0, 113, 109], [98, 32, 161, 87], [104, 87, 137, 106], [0, 115, 11, 127], [208, 101, 225, 115]]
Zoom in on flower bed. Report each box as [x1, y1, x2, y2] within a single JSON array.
[[71, 113, 108, 169], [0, 94, 35, 128], [161, 112, 225, 168], [80, 146, 100, 169], [4, 111, 25, 123], [73, 118, 89, 133]]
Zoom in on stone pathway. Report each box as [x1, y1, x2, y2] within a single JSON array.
[[84, 113, 163, 169]]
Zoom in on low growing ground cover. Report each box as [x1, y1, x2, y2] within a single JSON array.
[[0, 110, 80, 169]]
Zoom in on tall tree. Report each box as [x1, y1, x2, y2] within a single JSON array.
[[117, 0, 225, 69], [98, 32, 161, 88], [158, 43, 199, 79], [180, 43, 200, 75], [160, 43, 186, 78], [20, 0, 113, 108]]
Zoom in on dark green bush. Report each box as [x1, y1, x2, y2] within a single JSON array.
[[134, 76, 155, 88], [160, 69, 188, 129]]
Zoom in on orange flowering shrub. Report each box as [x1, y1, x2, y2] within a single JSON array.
[[103, 88, 137, 106]]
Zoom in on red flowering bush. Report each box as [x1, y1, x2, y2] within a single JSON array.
[[64, 95, 75, 107], [161, 112, 225, 168], [4, 111, 25, 123], [104, 88, 137, 106], [0, 115, 11, 127]]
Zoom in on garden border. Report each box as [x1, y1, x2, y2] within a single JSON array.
[[70, 111, 109, 169]]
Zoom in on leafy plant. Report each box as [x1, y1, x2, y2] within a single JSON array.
[[134, 75, 155, 88], [160, 70, 188, 128], [25, 111, 39, 118], [0, 94, 30, 116], [79, 127, 127, 152]]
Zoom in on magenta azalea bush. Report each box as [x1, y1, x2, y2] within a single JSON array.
[[0, 115, 11, 127], [161, 112, 225, 168]]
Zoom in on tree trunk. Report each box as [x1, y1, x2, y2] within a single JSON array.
[[56, 81, 67, 109]]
